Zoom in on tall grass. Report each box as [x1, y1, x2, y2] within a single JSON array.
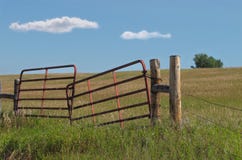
[[0, 118, 240, 159], [0, 67, 242, 159]]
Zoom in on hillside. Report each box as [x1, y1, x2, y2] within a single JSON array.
[[0, 67, 241, 159]]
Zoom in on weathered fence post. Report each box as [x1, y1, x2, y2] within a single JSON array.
[[150, 59, 161, 126], [14, 79, 20, 114], [169, 55, 182, 127]]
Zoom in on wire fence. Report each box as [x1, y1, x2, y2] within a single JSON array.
[[182, 93, 242, 135], [144, 75, 242, 135], [183, 103, 242, 159], [185, 94, 242, 112]]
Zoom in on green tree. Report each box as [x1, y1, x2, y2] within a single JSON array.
[[193, 53, 223, 68]]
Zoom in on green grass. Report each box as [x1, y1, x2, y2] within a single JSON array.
[[0, 119, 240, 159], [0, 67, 242, 159]]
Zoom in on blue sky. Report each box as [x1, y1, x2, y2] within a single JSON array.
[[0, 0, 241, 74]]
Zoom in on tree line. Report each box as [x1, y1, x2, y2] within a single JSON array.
[[192, 53, 223, 68]]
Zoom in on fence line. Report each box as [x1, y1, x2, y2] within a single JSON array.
[[185, 110, 242, 160], [181, 93, 242, 135], [1, 57, 240, 130], [185, 94, 242, 112], [183, 110, 241, 135], [183, 111, 242, 159]]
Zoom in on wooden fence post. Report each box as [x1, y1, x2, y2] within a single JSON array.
[[150, 59, 162, 126], [14, 79, 20, 114], [169, 55, 182, 127]]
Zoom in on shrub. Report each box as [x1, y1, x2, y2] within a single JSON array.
[[193, 53, 223, 68]]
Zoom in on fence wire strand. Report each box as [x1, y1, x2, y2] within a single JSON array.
[[183, 110, 241, 135], [183, 111, 242, 160], [184, 110, 242, 159], [185, 94, 242, 112], [182, 93, 242, 135]]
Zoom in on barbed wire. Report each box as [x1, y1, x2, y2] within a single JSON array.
[[183, 110, 241, 134], [182, 93, 242, 133], [183, 110, 242, 159], [184, 94, 242, 112]]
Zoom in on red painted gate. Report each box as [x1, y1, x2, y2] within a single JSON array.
[[15, 65, 77, 119], [66, 60, 151, 127]]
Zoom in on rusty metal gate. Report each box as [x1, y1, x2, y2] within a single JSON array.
[[66, 60, 151, 127], [15, 65, 77, 119]]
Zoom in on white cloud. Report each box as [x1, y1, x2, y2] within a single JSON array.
[[121, 30, 172, 40], [9, 16, 99, 33]]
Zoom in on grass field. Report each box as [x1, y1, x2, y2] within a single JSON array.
[[0, 67, 241, 159]]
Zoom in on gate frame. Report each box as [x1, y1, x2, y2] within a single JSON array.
[[14, 64, 77, 119], [66, 60, 151, 127]]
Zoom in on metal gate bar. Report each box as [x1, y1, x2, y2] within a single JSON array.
[[72, 88, 147, 110], [112, 71, 123, 128], [71, 102, 149, 121], [41, 69, 48, 114], [70, 75, 144, 99], [87, 80, 95, 123], [98, 114, 150, 127]]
